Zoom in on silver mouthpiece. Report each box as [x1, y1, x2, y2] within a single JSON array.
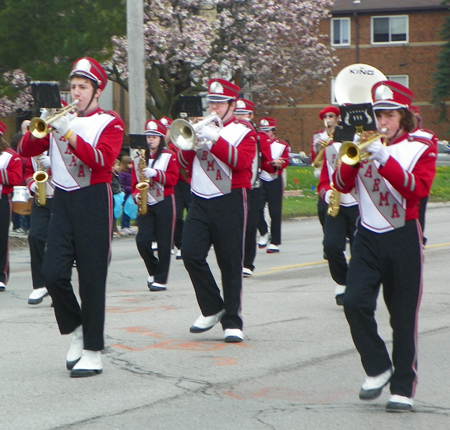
[[380, 127, 387, 133]]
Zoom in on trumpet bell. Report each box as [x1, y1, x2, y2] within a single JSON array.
[[169, 119, 197, 150], [338, 141, 361, 166], [29, 118, 49, 139]]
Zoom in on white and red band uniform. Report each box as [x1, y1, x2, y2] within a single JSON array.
[[318, 142, 358, 207], [235, 98, 275, 188], [18, 106, 124, 190], [333, 131, 436, 234], [178, 119, 256, 199], [131, 148, 179, 205], [258, 117, 289, 182], [0, 149, 22, 195]]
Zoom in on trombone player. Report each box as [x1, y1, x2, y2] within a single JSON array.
[[332, 81, 436, 411], [18, 57, 124, 378]]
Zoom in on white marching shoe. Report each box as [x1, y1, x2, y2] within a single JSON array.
[[66, 326, 83, 370], [190, 309, 226, 333], [258, 233, 270, 248], [28, 287, 49, 305], [359, 367, 393, 400], [224, 328, 244, 343], [70, 350, 103, 378]]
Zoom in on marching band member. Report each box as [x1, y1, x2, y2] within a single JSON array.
[[317, 130, 359, 306], [25, 150, 54, 305], [234, 99, 274, 277], [18, 57, 124, 377], [0, 122, 23, 292], [332, 81, 436, 411], [311, 106, 341, 229], [165, 117, 192, 260], [178, 78, 256, 343], [132, 119, 178, 291], [257, 117, 289, 253]]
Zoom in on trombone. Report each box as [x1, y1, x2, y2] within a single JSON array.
[[29, 101, 79, 139]]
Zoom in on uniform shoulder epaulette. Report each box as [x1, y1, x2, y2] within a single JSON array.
[[234, 118, 254, 130], [408, 130, 435, 148], [99, 109, 122, 121]]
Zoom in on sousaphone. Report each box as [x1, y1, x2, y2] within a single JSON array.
[[334, 63, 387, 105]]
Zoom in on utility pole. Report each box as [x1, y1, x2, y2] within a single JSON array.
[[127, 0, 146, 135]]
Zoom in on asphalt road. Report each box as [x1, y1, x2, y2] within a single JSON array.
[[2, 204, 450, 429]]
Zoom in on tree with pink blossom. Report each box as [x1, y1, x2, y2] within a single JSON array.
[[107, 0, 337, 118]]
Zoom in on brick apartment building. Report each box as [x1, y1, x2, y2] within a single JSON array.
[[260, 0, 450, 155]]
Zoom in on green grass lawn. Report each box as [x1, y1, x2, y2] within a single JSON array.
[[283, 165, 450, 218]]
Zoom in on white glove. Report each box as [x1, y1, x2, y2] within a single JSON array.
[[39, 155, 51, 169], [51, 114, 72, 137], [30, 182, 37, 194], [324, 190, 332, 204], [195, 124, 220, 144], [143, 167, 157, 178], [39, 109, 52, 120], [368, 138, 389, 165], [314, 168, 321, 179]]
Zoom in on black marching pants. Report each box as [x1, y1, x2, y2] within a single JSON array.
[[42, 184, 112, 351], [182, 189, 246, 330], [244, 187, 261, 271], [0, 195, 11, 284], [28, 199, 52, 289], [344, 220, 422, 398], [322, 204, 359, 286], [135, 195, 175, 284], [258, 176, 283, 245], [173, 180, 192, 250]]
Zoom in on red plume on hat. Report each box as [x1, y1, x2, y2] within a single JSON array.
[[0, 121, 6, 136], [319, 106, 340, 120], [69, 57, 108, 91], [259, 117, 277, 131], [144, 119, 167, 137], [371, 80, 414, 110]]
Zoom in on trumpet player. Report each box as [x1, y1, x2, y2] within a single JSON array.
[[332, 81, 436, 411], [178, 78, 256, 343], [311, 106, 340, 229], [17, 57, 124, 378], [132, 119, 179, 292], [25, 151, 53, 305], [317, 135, 359, 306]]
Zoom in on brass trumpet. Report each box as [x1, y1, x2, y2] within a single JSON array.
[[338, 131, 386, 166], [169, 113, 223, 150], [29, 101, 79, 139], [136, 148, 149, 216]]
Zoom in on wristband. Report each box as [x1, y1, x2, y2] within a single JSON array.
[[64, 129, 73, 140]]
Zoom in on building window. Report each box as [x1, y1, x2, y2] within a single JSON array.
[[386, 75, 409, 87], [331, 18, 350, 46], [372, 16, 408, 44]]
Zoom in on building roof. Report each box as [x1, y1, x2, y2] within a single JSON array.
[[332, 0, 448, 14]]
